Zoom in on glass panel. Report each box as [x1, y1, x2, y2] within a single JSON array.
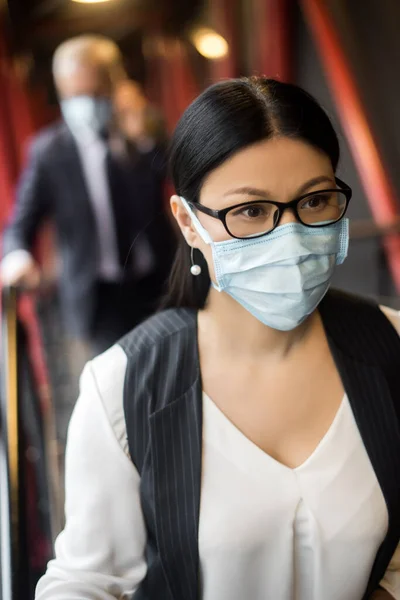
[[225, 202, 279, 238], [297, 191, 347, 225]]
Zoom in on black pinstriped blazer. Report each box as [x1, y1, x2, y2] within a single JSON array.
[[120, 289, 400, 600]]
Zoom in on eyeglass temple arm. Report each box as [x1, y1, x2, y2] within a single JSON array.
[[335, 176, 351, 192], [190, 202, 220, 218]]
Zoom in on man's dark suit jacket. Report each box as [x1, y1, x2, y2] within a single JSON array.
[[2, 122, 176, 337]]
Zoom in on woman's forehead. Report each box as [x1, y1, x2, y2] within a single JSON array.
[[200, 137, 334, 203]]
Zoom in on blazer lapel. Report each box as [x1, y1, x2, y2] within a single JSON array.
[[56, 127, 96, 225], [329, 345, 400, 596], [150, 377, 203, 600]]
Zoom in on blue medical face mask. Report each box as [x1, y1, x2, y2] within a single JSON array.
[[181, 198, 349, 331], [61, 96, 112, 136]]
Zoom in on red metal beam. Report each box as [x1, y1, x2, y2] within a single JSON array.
[[209, 0, 239, 81], [253, 0, 293, 81], [300, 0, 400, 292], [146, 38, 199, 133], [0, 27, 19, 227]]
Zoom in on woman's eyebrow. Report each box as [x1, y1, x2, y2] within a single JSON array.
[[296, 176, 336, 195], [223, 186, 270, 198], [223, 176, 336, 200], [224, 175, 336, 198]]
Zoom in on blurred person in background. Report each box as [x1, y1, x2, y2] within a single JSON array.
[[112, 78, 176, 230], [113, 79, 167, 151], [0, 35, 176, 365]]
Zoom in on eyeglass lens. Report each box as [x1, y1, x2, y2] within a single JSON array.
[[225, 191, 347, 238]]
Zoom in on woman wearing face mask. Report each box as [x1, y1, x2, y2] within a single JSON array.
[[36, 77, 400, 600]]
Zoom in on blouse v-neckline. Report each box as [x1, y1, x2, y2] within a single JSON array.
[[202, 392, 347, 473]]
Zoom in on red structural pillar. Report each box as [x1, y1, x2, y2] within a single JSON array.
[[0, 33, 19, 227], [0, 92, 18, 226], [252, 0, 293, 81], [146, 37, 199, 133], [209, 0, 240, 81], [0, 29, 49, 227], [301, 0, 400, 292], [7, 69, 36, 171]]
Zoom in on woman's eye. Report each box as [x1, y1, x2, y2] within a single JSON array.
[[235, 203, 271, 218], [301, 194, 329, 210], [243, 206, 264, 218]]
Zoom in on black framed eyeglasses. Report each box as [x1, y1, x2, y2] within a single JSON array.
[[188, 177, 352, 240]]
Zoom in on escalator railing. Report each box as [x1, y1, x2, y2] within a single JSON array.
[[0, 286, 61, 599], [350, 217, 400, 240], [349, 218, 400, 304], [0, 286, 19, 600]]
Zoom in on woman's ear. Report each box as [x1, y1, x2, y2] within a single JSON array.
[[170, 195, 200, 247]]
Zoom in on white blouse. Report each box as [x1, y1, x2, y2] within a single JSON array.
[[36, 307, 400, 600], [200, 393, 387, 599]]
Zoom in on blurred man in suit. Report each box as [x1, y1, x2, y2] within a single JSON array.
[[1, 35, 176, 359]]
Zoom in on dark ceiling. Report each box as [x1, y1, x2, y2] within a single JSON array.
[[7, 0, 205, 51], [6, 0, 205, 88]]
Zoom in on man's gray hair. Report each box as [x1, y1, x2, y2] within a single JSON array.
[[52, 34, 126, 82]]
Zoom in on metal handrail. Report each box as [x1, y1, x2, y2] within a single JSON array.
[[0, 286, 20, 600], [350, 217, 400, 240], [0, 286, 62, 599]]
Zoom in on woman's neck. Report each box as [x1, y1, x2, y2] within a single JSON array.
[[199, 287, 318, 360]]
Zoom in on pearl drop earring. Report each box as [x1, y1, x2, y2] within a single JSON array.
[[190, 247, 202, 276]]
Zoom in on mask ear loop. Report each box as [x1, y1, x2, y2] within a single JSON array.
[[180, 197, 213, 245], [190, 247, 202, 276]]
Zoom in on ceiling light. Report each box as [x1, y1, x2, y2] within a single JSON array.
[[71, 0, 113, 4], [191, 27, 229, 60]]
